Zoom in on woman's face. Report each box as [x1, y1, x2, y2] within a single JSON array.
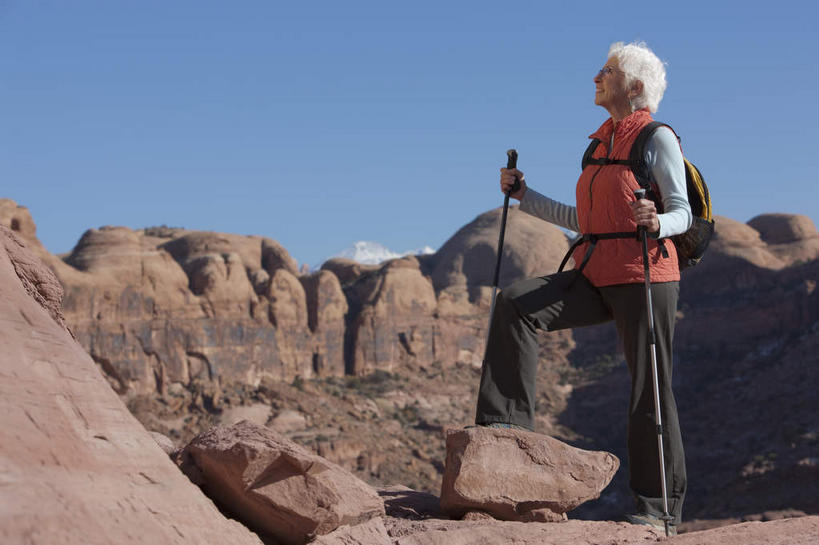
[[593, 57, 630, 113]]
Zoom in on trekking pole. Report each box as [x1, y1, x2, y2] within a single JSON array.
[[484, 150, 521, 353], [634, 188, 674, 537]]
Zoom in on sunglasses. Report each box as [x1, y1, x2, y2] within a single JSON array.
[[596, 66, 623, 78]]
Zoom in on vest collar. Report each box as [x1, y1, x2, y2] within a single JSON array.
[[589, 108, 653, 144]]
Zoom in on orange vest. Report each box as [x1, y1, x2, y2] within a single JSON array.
[[573, 109, 680, 287]]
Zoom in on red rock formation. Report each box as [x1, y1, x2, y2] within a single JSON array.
[[1, 225, 66, 329], [45, 222, 348, 395], [0, 198, 39, 243], [300, 270, 348, 376], [748, 213, 819, 245], [347, 256, 438, 375], [311, 518, 391, 545], [0, 200, 578, 396], [0, 225, 263, 545], [747, 213, 819, 265], [428, 206, 569, 293], [322, 257, 380, 286], [425, 206, 573, 370], [440, 427, 619, 522], [268, 268, 314, 375], [176, 420, 385, 545], [676, 215, 819, 353]]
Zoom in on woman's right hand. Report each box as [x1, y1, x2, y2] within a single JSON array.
[[500, 168, 527, 201]]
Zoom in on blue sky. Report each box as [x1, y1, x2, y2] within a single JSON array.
[[2, 1, 817, 268]]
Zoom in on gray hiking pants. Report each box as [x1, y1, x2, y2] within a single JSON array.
[[475, 270, 687, 523]]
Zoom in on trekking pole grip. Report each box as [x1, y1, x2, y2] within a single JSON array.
[[506, 149, 518, 169], [507, 149, 521, 194], [633, 189, 647, 241]]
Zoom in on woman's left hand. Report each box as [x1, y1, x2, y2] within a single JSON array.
[[630, 198, 660, 234]]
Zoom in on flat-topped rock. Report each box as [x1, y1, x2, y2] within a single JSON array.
[[440, 427, 619, 522]]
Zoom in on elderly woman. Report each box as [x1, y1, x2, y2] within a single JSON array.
[[475, 42, 691, 532]]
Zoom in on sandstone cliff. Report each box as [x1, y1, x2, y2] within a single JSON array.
[[1, 203, 570, 401]]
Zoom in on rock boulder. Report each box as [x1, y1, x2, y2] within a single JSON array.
[[177, 420, 385, 545], [310, 517, 390, 545], [440, 427, 619, 522]]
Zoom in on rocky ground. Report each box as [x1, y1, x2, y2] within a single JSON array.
[[2, 198, 819, 543], [121, 323, 819, 531], [124, 355, 574, 497]]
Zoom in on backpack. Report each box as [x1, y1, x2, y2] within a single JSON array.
[[580, 121, 715, 269]]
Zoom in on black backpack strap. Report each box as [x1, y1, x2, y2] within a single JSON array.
[[559, 236, 587, 273], [582, 138, 633, 169], [580, 138, 631, 170], [629, 121, 675, 259], [628, 121, 668, 193], [586, 157, 631, 166], [581, 139, 601, 170], [558, 231, 640, 278]]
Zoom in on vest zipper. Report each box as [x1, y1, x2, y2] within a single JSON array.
[[587, 165, 603, 224], [588, 134, 614, 224]]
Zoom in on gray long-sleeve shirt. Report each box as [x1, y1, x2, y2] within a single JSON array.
[[519, 126, 692, 239]]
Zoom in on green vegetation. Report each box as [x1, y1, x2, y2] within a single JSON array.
[[392, 405, 421, 426], [291, 375, 305, 391], [317, 370, 405, 399]]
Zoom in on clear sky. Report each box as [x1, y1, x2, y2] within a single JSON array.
[[2, 1, 817, 268]]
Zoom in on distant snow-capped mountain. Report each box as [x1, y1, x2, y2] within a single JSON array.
[[332, 241, 435, 265]]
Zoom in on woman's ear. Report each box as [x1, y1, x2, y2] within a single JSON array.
[[629, 80, 644, 101]]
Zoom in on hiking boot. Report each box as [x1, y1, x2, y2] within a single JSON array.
[[625, 513, 677, 536], [483, 422, 529, 431], [466, 422, 529, 431]]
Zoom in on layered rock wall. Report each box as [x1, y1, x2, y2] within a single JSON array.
[[1, 202, 571, 397], [51, 226, 351, 396]]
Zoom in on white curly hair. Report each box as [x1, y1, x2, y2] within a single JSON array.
[[608, 41, 667, 113]]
